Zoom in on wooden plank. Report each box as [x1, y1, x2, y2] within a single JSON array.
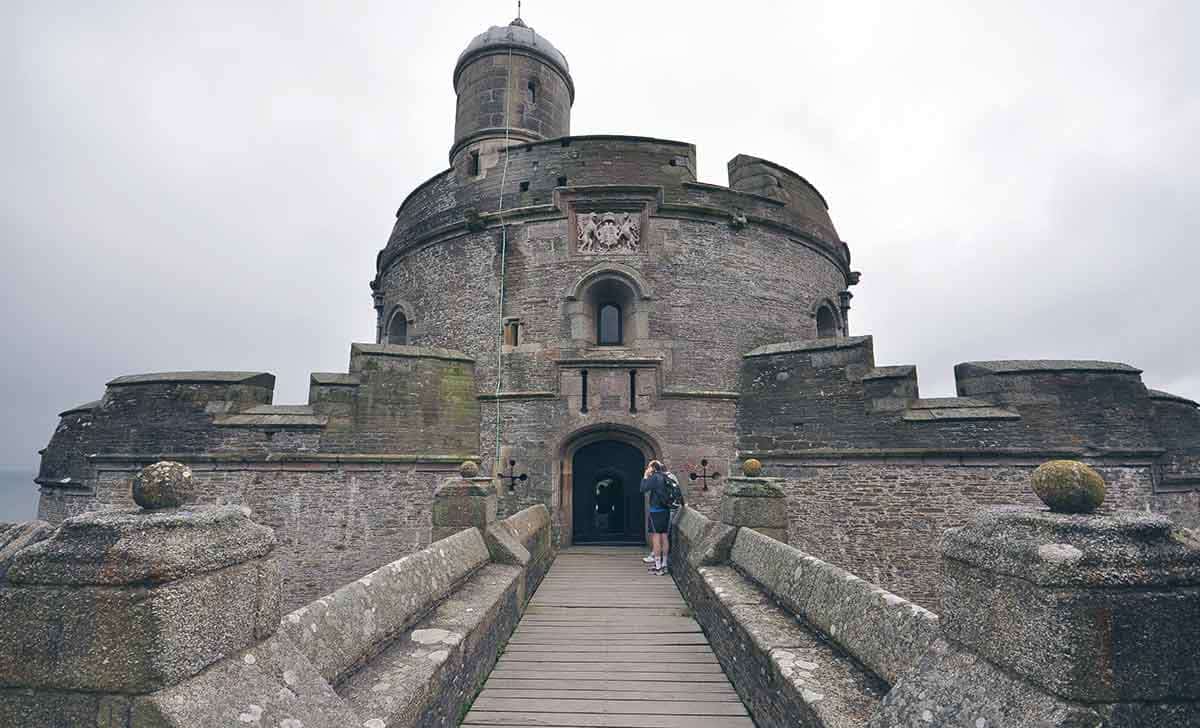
[[461, 712, 755, 727], [504, 644, 714, 653], [462, 547, 750, 726], [478, 689, 741, 702], [494, 660, 724, 674], [470, 698, 748, 716], [480, 678, 739, 695], [499, 657, 720, 666], [486, 669, 730, 683]]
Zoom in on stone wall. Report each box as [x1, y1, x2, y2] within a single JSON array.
[[46, 458, 458, 611], [0, 480, 556, 728], [771, 459, 1155, 609], [735, 335, 1200, 608]]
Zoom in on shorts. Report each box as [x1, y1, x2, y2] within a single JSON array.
[[648, 510, 670, 534]]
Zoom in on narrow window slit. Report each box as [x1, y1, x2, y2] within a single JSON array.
[[581, 370, 589, 413], [629, 370, 638, 413]]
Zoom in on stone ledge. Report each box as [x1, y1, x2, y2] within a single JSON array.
[[309, 372, 361, 386], [1149, 388, 1200, 407], [660, 389, 740, 400], [682, 561, 886, 727], [902, 406, 1019, 422], [740, 447, 1166, 462], [350, 343, 474, 364], [106, 371, 275, 388], [730, 527, 939, 686], [744, 336, 871, 359], [862, 365, 915, 381], [280, 528, 491, 687], [57, 400, 101, 417], [958, 359, 1142, 375], [337, 563, 524, 728], [477, 391, 558, 401]]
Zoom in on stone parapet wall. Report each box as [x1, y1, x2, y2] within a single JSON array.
[[40, 457, 460, 611], [0, 485, 556, 727], [767, 459, 1157, 609]]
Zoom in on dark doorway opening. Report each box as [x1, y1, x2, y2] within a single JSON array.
[[571, 440, 645, 544]]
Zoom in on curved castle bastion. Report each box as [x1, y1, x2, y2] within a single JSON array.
[[27, 16, 1200, 618]]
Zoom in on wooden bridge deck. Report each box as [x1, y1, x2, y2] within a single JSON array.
[[461, 546, 753, 727]]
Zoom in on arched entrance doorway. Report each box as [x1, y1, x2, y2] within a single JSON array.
[[570, 441, 646, 544]]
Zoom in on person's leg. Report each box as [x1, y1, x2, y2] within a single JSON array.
[[660, 528, 670, 572]]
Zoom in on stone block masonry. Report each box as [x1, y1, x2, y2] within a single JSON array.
[[0, 460, 557, 727]]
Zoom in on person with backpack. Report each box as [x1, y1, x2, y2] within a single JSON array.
[[639, 460, 682, 575]]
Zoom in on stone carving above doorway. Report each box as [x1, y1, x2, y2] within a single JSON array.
[[577, 211, 640, 254]]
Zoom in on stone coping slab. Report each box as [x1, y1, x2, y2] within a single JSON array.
[[280, 528, 490, 686], [6, 506, 274, 586], [57, 399, 102, 417], [942, 507, 1200, 588], [106, 371, 275, 387], [745, 336, 871, 359], [350, 343, 473, 364], [698, 565, 887, 728], [957, 359, 1141, 375], [731, 527, 939, 686], [338, 563, 523, 728]]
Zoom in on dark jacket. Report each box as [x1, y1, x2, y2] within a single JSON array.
[[640, 471, 670, 511]]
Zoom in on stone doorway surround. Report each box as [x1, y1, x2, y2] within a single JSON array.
[[556, 425, 660, 547]]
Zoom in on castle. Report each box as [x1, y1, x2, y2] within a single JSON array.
[[33, 17, 1200, 613]]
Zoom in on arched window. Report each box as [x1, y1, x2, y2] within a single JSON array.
[[387, 310, 408, 345], [598, 303, 622, 345], [816, 305, 837, 338]]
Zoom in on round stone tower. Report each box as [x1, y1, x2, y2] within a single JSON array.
[[450, 18, 574, 164]]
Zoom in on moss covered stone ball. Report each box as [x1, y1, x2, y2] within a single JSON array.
[[742, 459, 763, 477], [132, 461, 195, 510], [1031, 460, 1106, 513], [460, 460, 481, 478]]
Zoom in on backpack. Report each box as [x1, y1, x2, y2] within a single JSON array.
[[664, 472, 684, 510]]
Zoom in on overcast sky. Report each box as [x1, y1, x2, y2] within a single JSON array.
[[2, 2, 1197, 511]]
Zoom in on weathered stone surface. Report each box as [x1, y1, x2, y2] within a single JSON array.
[[459, 460, 480, 477], [432, 477, 497, 542], [0, 689, 132, 728], [678, 557, 887, 728], [7, 505, 275, 586], [279, 527, 490, 686], [337, 563, 523, 728], [722, 477, 789, 538], [731, 526, 939, 686], [868, 638, 1103, 728], [942, 509, 1200, 703], [0, 555, 280, 693], [132, 633, 361, 728], [0, 520, 53, 576], [674, 506, 737, 567], [132, 461, 197, 510], [1031, 459, 1106, 513]]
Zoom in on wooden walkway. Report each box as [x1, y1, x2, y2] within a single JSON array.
[[461, 546, 753, 727]]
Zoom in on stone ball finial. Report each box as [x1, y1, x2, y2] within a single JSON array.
[[1031, 460, 1106, 513], [132, 461, 196, 510], [460, 460, 481, 478], [742, 459, 763, 477]]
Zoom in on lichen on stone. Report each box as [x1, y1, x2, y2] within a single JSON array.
[[1030, 460, 1105, 513]]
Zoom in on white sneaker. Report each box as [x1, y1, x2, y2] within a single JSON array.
[[642, 554, 655, 563]]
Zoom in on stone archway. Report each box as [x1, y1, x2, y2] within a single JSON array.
[[558, 425, 660, 547]]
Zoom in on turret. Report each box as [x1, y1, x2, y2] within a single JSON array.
[[450, 18, 573, 168]]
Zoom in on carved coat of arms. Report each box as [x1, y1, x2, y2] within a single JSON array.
[[578, 211, 640, 253]]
